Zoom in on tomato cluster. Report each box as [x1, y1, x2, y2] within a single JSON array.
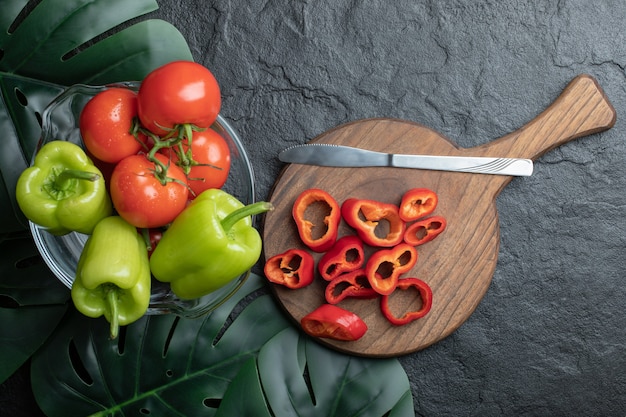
[[79, 61, 231, 229]]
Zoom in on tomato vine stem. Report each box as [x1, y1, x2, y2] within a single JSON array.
[[132, 119, 210, 186]]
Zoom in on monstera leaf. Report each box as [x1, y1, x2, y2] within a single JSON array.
[[0, 0, 192, 385], [0, 304, 67, 383], [217, 328, 415, 417], [30, 274, 291, 417], [31, 274, 415, 417], [0, 230, 71, 382]]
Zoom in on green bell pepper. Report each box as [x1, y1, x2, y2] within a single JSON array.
[[150, 188, 272, 300], [16, 140, 112, 235], [71, 216, 151, 339]]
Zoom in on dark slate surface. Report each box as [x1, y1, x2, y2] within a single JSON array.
[[3, 1, 625, 416]]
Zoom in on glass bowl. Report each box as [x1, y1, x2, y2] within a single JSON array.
[[30, 82, 255, 318]]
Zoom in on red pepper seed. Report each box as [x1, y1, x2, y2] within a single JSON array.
[[281, 253, 304, 272], [264, 249, 315, 289]]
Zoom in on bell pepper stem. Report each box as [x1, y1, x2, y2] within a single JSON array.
[[45, 169, 102, 201], [221, 202, 274, 231], [140, 228, 152, 252], [106, 288, 120, 340], [55, 169, 100, 187]]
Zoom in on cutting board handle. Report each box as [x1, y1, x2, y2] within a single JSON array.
[[481, 74, 616, 160]]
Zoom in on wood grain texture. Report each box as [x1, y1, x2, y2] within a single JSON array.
[[262, 75, 616, 357]]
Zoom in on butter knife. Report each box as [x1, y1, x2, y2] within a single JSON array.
[[279, 144, 533, 176]]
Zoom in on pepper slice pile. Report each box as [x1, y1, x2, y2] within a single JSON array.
[[265, 186, 447, 341]]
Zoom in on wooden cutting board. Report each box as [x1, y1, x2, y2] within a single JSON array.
[[262, 75, 616, 357]]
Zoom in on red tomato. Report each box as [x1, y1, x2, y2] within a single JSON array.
[[137, 61, 221, 136], [110, 153, 189, 228], [300, 304, 368, 341], [79, 88, 147, 163], [162, 128, 231, 197]]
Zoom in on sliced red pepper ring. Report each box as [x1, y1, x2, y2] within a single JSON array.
[[403, 215, 447, 246], [292, 188, 341, 252], [301, 304, 368, 341], [380, 278, 433, 326], [341, 198, 405, 247], [324, 269, 378, 304], [365, 243, 418, 295], [399, 188, 438, 222], [318, 235, 365, 281], [264, 249, 315, 289]]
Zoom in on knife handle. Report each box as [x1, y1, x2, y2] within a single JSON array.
[[455, 157, 533, 176], [392, 154, 533, 176]]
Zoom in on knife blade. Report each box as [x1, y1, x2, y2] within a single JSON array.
[[279, 144, 533, 176]]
